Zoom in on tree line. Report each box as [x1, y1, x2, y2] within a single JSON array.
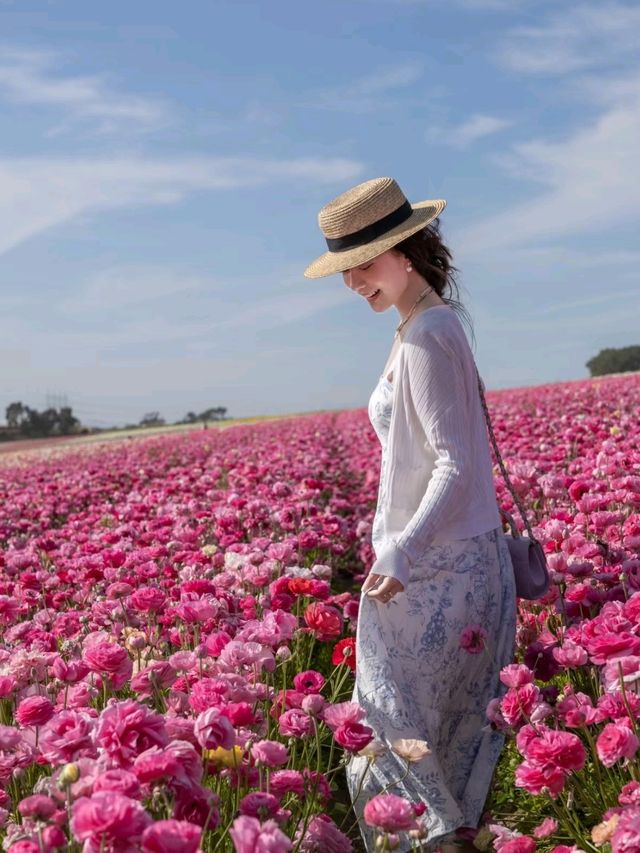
[[1, 403, 229, 441]]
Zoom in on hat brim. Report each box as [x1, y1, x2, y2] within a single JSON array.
[[303, 199, 446, 279]]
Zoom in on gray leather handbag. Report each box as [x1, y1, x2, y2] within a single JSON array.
[[475, 368, 550, 601]]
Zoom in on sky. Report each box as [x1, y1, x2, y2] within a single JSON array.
[[0, 0, 639, 428]]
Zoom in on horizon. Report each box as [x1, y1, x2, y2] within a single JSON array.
[[1, 0, 639, 428]]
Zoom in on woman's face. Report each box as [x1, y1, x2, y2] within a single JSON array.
[[342, 249, 408, 311]]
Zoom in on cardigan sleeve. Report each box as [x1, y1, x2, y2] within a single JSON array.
[[371, 324, 472, 589]]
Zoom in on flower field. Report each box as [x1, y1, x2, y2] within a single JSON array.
[[0, 371, 639, 853]]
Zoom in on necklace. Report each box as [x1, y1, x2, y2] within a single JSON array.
[[394, 286, 434, 337]]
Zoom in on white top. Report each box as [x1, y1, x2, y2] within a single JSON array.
[[372, 304, 501, 589]]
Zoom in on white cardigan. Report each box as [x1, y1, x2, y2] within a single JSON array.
[[373, 304, 501, 589]]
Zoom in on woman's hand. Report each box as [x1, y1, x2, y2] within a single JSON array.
[[361, 572, 404, 603]]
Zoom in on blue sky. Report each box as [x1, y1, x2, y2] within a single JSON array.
[[0, 0, 638, 427]]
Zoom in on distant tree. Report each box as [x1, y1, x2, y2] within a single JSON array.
[[184, 411, 198, 423], [140, 411, 165, 427], [587, 346, 640, 377], [5, 402, 25, 428], [4, 401, 81, 438], [198, 406, 228, 424]]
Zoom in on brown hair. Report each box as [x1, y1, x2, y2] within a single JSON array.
[[395, 217, 476, 349]]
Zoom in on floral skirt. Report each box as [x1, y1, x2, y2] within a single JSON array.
[[346, 526, 517, 852]]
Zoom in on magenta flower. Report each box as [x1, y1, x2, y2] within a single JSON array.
[[17, 794, 57, 820], [194, 707, 236, 750], [93, 769, 141, 798], [333, 721, 374, 753], [295, 813, 353, 852], [39, 710, 97, 764], [140, 819, 202, 852], [250, 739, 289, 767], [293, 670, 326, 694], [597, 722, 640, 767], [15, 695, 54, 728], [93, 699, 169, 768], [363, 792, 418, 833], [612, 805, 640, 853], [229, 815, 293, 852], [238, 791, 280, 819], [459, 624, 488, 654], [84, 641, 133, 690], [498, 838, 537, 853], [321, 701, 366, 731], [278, 708, 314, 739], [129, 586, 167, 613], [71, 791, 152, 849]]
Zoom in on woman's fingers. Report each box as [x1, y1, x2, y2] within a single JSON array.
[[366, 577, 404, 601], [361, 572, 382, 593]]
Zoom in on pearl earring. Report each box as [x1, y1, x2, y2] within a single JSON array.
[[406, 263, 413, 272]]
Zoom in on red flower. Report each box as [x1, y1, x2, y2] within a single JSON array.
[[303, 603, 342, 641], [332, 638, 356, 671]]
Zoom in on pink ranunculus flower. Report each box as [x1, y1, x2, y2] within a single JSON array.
[[194, 707, 236, 751], [250, 739, 289, 768], [321, 701, 366, 731], [552, 642, 588, 668], [619, 781, 640, 806], [499, 664, 535, 689], [70, 791, 152, 849], [84, 641, 133, 690], [93, 699, 169, 768], [295, 812, 353, 852], [612, 805, 640, 853], [229, 814, 293, 852], [459, 624, 488, 654], [130, 660, 177, 698], [597, 722, 640, 767], [129, 586, 167, 613], [17, 794, 57, 820], [140, 819, 202, 852], [501, 684, 541, 728], [7, 841, 40, 853], [15, 695, 54, 728], [239, 791, 280, 819], [93, 769, 141, 798], [515, 759, 568, 797], [269, 770, 306, 798], [278, 708, 314, 738], [524, 727, 587, 772], [39, 710, 97, 764], [532, 817, 558, 838], [499, 839, 536, 853], [363, 792, 418, 833], [333, 721, 374, 753]]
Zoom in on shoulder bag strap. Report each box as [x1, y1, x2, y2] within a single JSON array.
[[474, 366, 538, 543]]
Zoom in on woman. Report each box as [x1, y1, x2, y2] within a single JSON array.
[[304, 177, 517, 852]]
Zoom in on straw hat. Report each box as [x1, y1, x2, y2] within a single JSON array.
[[304, 177, 446, 279]]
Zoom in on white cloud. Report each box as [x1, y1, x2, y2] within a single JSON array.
[[455, 72, 640, 255], [61, 265, 219, 315], [0, 154, 363, 258], [428, 113, 513, 148], [495, 2, 640, 76], [306, 61, 425, 112], [0, 47, 169, 133]]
